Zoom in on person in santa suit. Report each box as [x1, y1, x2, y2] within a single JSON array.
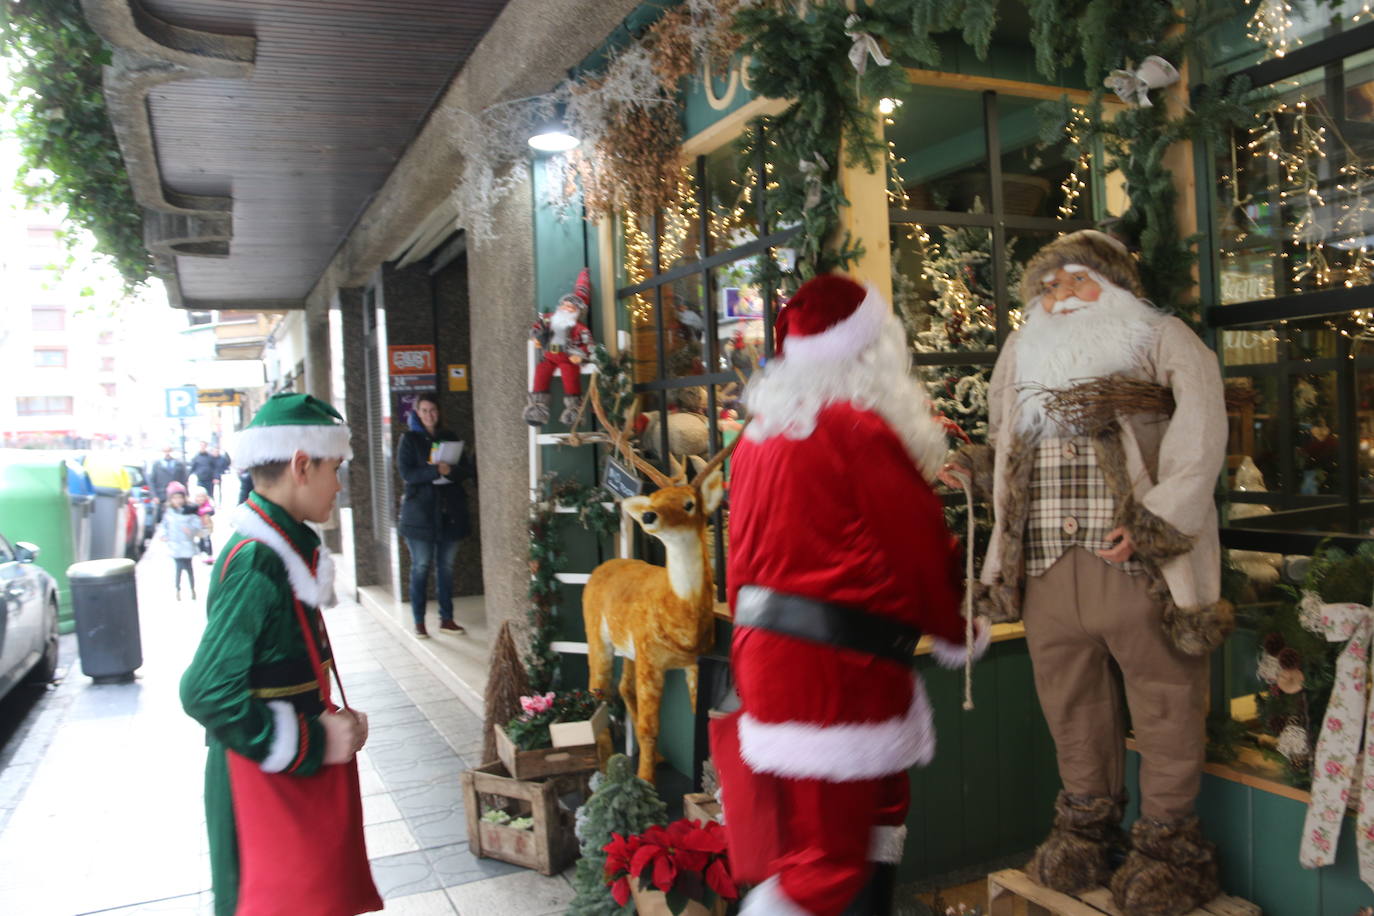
[[524, 267, 596, 427], [711, 274, 989, 916]]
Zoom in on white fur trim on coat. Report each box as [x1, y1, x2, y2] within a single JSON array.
[[870, 825, 907, 864], [260, 700, 299, 773], [233, 423, 353, 469], [739, 675, 934, 781], [781, 283, 888, 363], [929, 616, 992, 670], [741, 876, 813, 916], [232, 503, 337, 608]]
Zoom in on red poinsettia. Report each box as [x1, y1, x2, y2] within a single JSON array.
[[602, 819, 738, 913]]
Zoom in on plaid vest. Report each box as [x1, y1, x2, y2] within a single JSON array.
[[1025, 435, 1144, 577]]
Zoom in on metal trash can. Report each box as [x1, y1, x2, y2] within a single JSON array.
[[67, 558, 142, 684], [88, 485, 130, 560]]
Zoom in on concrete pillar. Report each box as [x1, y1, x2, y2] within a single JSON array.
[[337, 286, 383, 588], [467, 167, 535, 636]]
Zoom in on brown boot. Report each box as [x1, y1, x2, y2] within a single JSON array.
[[1110, 816, 1220, 916], [1025, 792, 1126, 894]]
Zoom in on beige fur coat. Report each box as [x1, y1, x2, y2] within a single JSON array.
[[957, 315, 1233, 655]]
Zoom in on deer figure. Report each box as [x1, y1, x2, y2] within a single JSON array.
[[583, 382, 738, 781]]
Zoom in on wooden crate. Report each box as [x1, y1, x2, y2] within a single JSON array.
[[493, 703, 608, 779], [461, 762, 586, 876], [987, 869, 1260, 916], [683, 792, 722, 824]]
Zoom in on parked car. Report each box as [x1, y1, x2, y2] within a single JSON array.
[[0, 533, 59, 700], [122, 463, 154, 559]]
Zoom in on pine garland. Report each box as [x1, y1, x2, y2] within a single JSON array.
[[525, 474, 620, 692]]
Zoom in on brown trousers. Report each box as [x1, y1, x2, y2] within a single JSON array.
[[1023, 549, 1208, 821]]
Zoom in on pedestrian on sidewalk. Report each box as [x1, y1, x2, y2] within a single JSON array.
[[180, 392, 380, 916], [395, 392, 475, 638], [160, 482, 203, 600], [191, 485, 216, 564], [150, 445, 188, 522]]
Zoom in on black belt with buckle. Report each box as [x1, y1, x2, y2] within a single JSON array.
[[733, 586, 922, 666], [547, 343, 563, 354]]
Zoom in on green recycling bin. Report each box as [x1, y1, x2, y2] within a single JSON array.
[[0, 451, 82, 632]]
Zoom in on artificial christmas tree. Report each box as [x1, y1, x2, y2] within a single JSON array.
[[568, 754, 669, 915]]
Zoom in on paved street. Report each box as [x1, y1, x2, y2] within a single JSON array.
[[0, 537, 574, 916]]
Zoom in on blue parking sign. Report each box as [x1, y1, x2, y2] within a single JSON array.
[[165, 386, 199, 418]]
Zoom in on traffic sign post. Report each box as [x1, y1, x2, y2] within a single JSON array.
[[165, 386, 199, 419]]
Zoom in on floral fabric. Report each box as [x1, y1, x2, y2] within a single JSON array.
[[1297, 591, 1374, 893]]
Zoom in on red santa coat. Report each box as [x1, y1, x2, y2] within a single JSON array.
[[725, 401, 975, 783]]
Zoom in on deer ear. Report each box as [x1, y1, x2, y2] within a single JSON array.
[[700, 468, 724, 515]]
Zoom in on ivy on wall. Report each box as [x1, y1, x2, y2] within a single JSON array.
[[2, 1, 150, 287]]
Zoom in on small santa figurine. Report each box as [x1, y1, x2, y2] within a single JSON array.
[[524, 268, 595, 427]]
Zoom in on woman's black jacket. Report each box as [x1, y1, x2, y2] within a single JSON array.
[[396, 426, 475, 542]]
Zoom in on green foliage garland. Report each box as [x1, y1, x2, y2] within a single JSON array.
[[526, 473, 620, 693], [569, 754, 669, 916], [733, 3, 911, 279], [1, 1, 150, 287]]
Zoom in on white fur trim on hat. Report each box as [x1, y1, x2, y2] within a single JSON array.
[[232, 503, 338, 608], [738, 675, 934, 781], [259, 700, 299, 773], [929, 617, 992, 670], [741, 876, 813, 916], [233, 424, 353, 469], [781, 282, 889, 363], [870, 825, 907, 864]]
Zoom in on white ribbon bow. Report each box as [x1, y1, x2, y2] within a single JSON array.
[[1103, 55, 1180, 108], [1297, 591, 1374, 892], [844, 14, 891, 78], [798, 153, 828, 210]]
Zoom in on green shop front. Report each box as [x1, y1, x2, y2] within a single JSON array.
[[518, 3, 1374, 913]]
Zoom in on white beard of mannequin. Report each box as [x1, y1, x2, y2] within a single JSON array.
[[1012, 270, 1166, 434], [550, 307, 578, 346]]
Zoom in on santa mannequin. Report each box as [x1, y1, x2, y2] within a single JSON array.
[[941, 230, 1229, 916], [524, 267, 595, 427], [711, 274, 988, 916]]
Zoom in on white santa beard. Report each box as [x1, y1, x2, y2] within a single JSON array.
[[1013, 277, 1165, 433], [744, 316, 948, 481], [550, 308, 578, 344]]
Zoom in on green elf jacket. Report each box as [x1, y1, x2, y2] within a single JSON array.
[[180, 493, 338, 916]]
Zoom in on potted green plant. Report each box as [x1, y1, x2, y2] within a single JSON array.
[[603, 818, 738, 916], [496, 689, 609, 778]]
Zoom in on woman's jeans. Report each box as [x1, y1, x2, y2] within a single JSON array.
[[404, 536, 460, 625]]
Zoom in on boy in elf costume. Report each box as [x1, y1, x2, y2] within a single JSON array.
[[181, 392, 381, 916]]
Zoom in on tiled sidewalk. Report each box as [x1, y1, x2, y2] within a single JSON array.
[[0, 538, 574, 916]]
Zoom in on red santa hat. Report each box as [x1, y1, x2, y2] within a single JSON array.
[[539, 267, 593, 316], [773, 274, 888, 362]]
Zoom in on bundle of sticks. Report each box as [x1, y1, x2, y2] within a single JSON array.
[[1028, 375, 1258, 434]]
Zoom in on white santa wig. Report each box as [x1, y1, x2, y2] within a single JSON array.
[[743, 276, 948, 481]]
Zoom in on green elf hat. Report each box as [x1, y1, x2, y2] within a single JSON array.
[[233, 392, 353, 468]]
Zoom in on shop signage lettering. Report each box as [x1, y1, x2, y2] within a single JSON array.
[[388, 345, 435, 375], [702, 53, 754, 111], [603, 456, 643, 500], [197, 388, 241, 406]]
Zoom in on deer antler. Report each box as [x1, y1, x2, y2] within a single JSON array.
[[589, 374, 678, 490], [690, 419, 748, 489]]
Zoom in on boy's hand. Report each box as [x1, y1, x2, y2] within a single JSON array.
[[320, 709, 366, 764]]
